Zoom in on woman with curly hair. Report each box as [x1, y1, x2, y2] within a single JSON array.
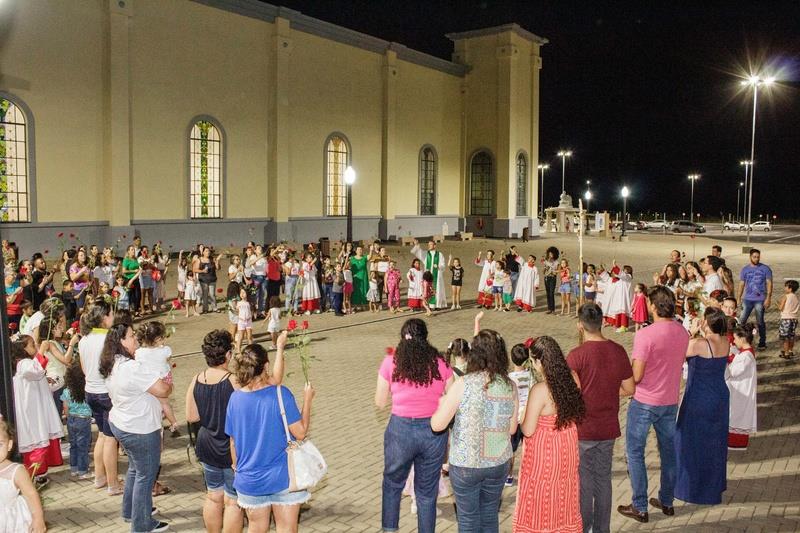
[[375, 318, 453, 533], [432, 327, 518, 533], [513, 336, 585, 533]]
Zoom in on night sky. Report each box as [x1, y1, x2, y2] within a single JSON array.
[[269, 0, 800, 220]]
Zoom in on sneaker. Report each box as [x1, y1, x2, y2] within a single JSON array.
[[123, 508, 159, 523], [505, 475, 514, 487], [77, 472, 94, 480], [150, 521, 169, 532]]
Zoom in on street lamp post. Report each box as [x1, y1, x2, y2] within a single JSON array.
[[687, 174, 700, 222], [584, 190, 592, 232], [344, 166, 356, 243], [537, 163, 549, 216], [741, 74, 774, 245], [736, 181, 744, 222], [557, 150, 572, 194], [621, 186, 630, 238], [739, 160, 752, 222]]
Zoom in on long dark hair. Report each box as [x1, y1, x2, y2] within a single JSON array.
[[392, 319, 445, 386], [530, 336, 585, 430], [467, 329, 511, 388], [65, 358, 86, 404], [99, 323, 133, 378]]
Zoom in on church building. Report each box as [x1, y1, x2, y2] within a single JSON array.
[[0, 0, 546, 252]]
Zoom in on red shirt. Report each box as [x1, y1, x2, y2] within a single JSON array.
[[567, 339, 633, 441], [267, 258, 282, 281]]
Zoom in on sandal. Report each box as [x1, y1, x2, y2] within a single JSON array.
[[107, 485, 124, 496], [94, 475, 107, 489], [152, 482, 172, 497]]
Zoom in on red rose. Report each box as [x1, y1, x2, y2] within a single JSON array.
[[217, 288, 223, 293], [122, 234, 127, 239], [301, 320, 309, 330], [171, 363, 177, 368], [112, 290, 119, 299], [9, 323, 18, 331], [57, 232, 64, 238], [70, 321, 80, 330], [44, 249, 49, 254], [486, 278, 493, 286], [287, 319, 297, 331], [69, 233, 75, 238], [171, 299, 183, 310]]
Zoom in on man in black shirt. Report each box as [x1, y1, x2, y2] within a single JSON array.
[[505, 246, 521, 294], [28, 254, 55, 311]]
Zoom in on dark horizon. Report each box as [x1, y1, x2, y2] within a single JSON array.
[[266, 0, 800, 220]]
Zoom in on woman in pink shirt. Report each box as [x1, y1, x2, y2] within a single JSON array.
[[375, 319, 453, 533]]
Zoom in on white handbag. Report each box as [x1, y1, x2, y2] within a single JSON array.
[[276, 385, 327, 491]]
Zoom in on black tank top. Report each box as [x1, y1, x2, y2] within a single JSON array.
[[193, 371, 235, 468], [198, 259, 217, 284]]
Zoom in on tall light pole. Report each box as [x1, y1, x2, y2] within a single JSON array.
[[621, 186, 630, 238], [557, 150, 572, 194], [739, 160, 752, 222], [344, 166, 356, 243], [740, 74, 774, 245], [687, 174, 700, 222], [584, 190, 592, 232], [537, 163, 549, 216], [736, 181, 744, 222]]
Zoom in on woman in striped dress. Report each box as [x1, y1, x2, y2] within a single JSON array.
[[513, 336, 585, 533]]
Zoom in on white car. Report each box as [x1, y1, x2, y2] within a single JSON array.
[[645, 219, 669, 230], [749, 221, 772, 232], [724, 221, 746, 231]]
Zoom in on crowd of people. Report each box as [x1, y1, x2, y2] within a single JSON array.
[[0, 232, 796, 532]]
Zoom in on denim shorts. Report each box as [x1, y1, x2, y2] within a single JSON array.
[[201, 462, 237, 499], [237, 487, 311, 509], [85, 392, 114, 437], [491, 286, 503, 294], [559, 282, 572, 294]]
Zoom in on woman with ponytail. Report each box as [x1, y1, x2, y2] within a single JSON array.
[[224, 343, 309, 532], [375, 318, 453, 533], [513, 336, 585, 533]]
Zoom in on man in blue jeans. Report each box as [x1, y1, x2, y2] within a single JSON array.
[[737, 248, 773, 349], [618, 287, 689, 523]]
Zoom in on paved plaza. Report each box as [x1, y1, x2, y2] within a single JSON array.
[[39, 231, 800, 532]]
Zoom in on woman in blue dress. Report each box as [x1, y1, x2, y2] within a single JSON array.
[[675, 307, 730, 505]]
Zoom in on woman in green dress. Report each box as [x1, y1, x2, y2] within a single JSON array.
[[349, 245, 368, 307]]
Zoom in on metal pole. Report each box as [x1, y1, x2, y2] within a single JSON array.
[[578, 199, 584, 307], [621, 197, 628, 238], [0, 225, 17, 429], [742, 164, 749, 222], [690, 178, 695, 222], [346, 183, 353, 243], [746, 87, 758, 245], [540, 167, 545, 217], [561, 155, 566, 193]]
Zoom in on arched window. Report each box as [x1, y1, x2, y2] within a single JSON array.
[[189, 119, 222, 218], [469, 150, 494, 216], [325, 134, 350, 216], [419, 146, 437, 215], [0, 97, 31, 222], [516, 152, 528, 217]]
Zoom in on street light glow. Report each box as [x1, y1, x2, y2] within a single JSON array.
[[621, 186, 629, 198], [687, 173, 700, 181], [557, 150, 572, 157], [537, 164, 549, 170], [584, 191, 592, 200], [344, 166, 356, 185]]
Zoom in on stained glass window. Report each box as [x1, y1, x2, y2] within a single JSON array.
[[419, 146, 437, 215], [516, 152, 528, 217], [325, 135, 349, 216], [190, 120, 222, 219], [469, 151, 494, 216], [0, 98, 30, 222]]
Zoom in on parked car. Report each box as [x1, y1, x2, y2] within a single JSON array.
[[613, 220, 638, 231], [670, 220, 706, 233], [645, 219, 669, 230], [749, 221, 772, 232], [724, 221, 747, 231]]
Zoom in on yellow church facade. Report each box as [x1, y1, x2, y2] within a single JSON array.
[[0, 0, 546, 253]]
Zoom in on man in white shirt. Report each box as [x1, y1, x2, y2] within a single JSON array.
[[701, 255, 724, 295]]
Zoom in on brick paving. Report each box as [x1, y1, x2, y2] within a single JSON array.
[[37, 232, 800, 532]]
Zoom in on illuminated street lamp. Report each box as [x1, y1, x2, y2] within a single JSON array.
[[537, 163, 549, 216], [687, 174, 700, 222], [344, 166, 356, 243], [736, 181, 744, 222], [557, 150, 572, 194], [621, 186, 630, 238], [740, 74, 775, 245]]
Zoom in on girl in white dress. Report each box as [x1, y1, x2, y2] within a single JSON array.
[[0, 420, 46, 533], [474, 250, 496, 308], [183, 253, 200, 317], [300, 252, 322, 315], [727, 322, 758, 450], [134, 322, 180, 435], [406, 258, 424, 311], [12, 335, 64, 482], [367, 271, 381, 312], [266, 295, 282, 349]]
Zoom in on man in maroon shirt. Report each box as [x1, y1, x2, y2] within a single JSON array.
[[567, 303, 636, 533]]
